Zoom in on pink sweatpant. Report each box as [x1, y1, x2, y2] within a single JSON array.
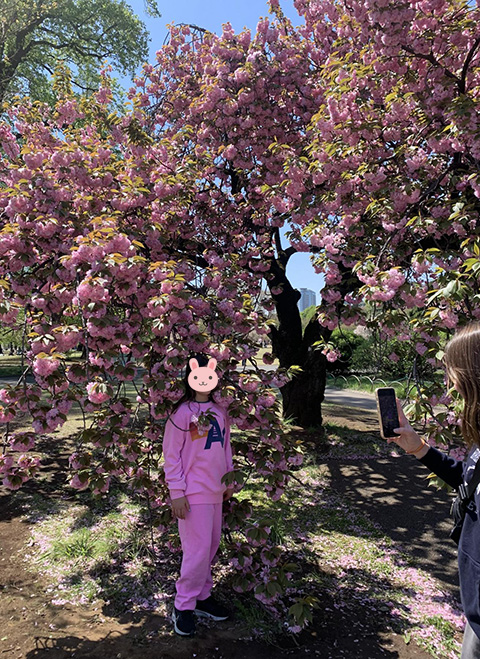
[[175, 503, 223, 611]]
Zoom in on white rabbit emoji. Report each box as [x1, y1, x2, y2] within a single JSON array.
[[188, 357, 218, 392]]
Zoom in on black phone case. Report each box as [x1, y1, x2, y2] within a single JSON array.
[[375, 388, 399, 439]]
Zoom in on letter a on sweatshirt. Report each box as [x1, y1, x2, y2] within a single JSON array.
[[204, 418, 225, 450]]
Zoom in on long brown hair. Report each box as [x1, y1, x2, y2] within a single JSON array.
[[444, 322, 480, 448]]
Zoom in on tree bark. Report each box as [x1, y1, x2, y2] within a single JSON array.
[[276, 331, 329, 428], [266, 235, 331, 428]]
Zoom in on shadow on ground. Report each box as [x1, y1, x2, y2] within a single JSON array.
[[1, 403, 457, 659], [326, 457, 459, 596]]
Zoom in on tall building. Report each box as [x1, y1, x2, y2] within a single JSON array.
[[298, 288, 316, 312]]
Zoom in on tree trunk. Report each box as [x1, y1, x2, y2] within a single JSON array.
[[266, 239, 330, 428], [280, 346, 328, 427]]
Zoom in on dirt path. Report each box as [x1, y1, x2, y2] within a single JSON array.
[[323, 386, 378, 411]]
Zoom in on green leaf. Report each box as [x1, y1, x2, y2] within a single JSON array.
[[266, 581, 282, 597], [289, 603, 304, 619]]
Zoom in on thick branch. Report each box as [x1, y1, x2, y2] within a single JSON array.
[[26, 38, 109, 59], [273, 227, 297, 268], [265, 255, 303, 366], [460, 37, 480, 94], [0, 14, 47, 98]]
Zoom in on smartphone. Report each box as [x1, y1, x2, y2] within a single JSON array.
[[375, 387, 400, 439]]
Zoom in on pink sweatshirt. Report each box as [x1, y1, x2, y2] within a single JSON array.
[[163, 400, 234, 504]]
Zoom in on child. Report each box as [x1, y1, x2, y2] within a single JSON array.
[[163, 354, 234, 637], [390, 323, 480, 658]]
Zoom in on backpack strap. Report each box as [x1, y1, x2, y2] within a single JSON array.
[[458, 458, 480, 502]]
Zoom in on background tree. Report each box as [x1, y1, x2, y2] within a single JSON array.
[[329, 325, 435, 381], [300, 305, 316, 332], [0, 0, 160, 104], [276, 0, 480, 445]]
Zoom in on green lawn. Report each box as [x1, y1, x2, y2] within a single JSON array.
[[327, 374, 417, 398]]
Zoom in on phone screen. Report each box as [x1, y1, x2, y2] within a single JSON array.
[[376, 388, 399, 438]]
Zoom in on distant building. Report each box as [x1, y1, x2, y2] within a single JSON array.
[[298, 288, 316, 312]]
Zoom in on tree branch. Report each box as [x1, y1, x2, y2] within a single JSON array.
[[272, 227, 297, 268], [283, 245, 297, 263], [460, 37, 480, 94], [402, 44, 461, 86], [273, 227, 283, 257], [27, 38, 108, 59]]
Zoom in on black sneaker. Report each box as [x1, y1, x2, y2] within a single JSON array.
[[194, 596, 230, 621], [172, 607, 196, 636]]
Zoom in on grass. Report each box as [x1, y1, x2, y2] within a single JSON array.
[[45, 527, 107, 560], [327, 374, 419, 398], [303, 416, 395, 460], [21, 490, 165, 610], [233, 597, 282, 644], [13, 420, 463, 657], [0, 354, 26, 377]]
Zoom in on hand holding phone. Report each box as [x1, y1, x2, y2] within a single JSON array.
[[376, 390, 428, 456], [375, 387, 400, 439]]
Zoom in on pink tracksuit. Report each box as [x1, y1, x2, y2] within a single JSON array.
[[163, 400, 233, 611]]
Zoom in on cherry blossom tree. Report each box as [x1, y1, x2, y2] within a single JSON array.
[[141, 0, 479, 435], [278, 0, 480, 445], [2, 0, 480, 628], [0, 66, 306, 625], [135, 18, 335, 427]]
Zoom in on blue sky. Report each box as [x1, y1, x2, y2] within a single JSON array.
[[122, 0, 324, 302]]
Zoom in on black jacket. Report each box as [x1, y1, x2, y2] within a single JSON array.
[[420, 446, 480, 639]]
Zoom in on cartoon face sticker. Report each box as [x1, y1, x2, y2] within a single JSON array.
[[188, 357, 218, 392]]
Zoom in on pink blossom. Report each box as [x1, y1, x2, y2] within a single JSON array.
[[0, 407, 15, 423], [69, 474, 89, 490], [439, 309, 458, 329], [0, 454, 14, 474], [86, 382, 111, 404], [223, 145, 238, 160], [33, 357, 60, 377], [2, 474, 23, 490], [9, 433, 35, 452], [323, 349, 340, 363]]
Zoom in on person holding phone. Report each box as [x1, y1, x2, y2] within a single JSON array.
[[386, 323, 480, 658]]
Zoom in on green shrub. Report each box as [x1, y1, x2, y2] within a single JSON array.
[[329, 327, 435, 380]]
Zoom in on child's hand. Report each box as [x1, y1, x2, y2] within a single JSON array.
[[391, 399, 429, 457], [223, 487, 234, 501], [171, 496, 190, 519]]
